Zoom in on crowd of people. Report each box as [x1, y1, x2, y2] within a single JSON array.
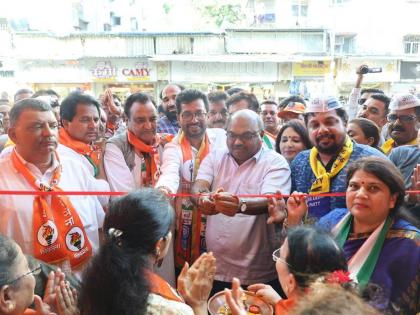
[[0, 64, 419, 315]]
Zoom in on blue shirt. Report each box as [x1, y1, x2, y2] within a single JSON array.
[[291, 142, 386, 218], [157, 116, 180, 135]]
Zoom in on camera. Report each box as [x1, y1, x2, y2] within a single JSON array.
[[359, 66, 382, 74]]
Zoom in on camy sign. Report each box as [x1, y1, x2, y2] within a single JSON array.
[[122, 63, 152, 81]]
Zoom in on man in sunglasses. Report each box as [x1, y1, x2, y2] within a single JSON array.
[[382, 93, 420, 155]]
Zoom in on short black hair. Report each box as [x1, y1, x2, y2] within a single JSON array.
[[226, 87, 245, 96], [10, 98, 52, 127], [279, 95, 306, 110], [226, 92, 260, 113], [369, 93, 391, 115], [261, 100, 279, 107], [159, 83, 185, 100], [32, 89, 60, 98], [304, 108, 348, 126], [124, 92, 155, 119], [60, 92, 100, 123], [360, 88, 384, 95], [208, 91, 228, 103], [175, 89, 209, 114], [13, 88, 33, 102]]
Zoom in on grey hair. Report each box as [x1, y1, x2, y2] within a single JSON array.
[[0, 234, 20, 287], [227, 109, 264, 132], [10, 98, 53, 127]]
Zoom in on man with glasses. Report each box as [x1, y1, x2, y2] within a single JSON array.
[[155, 89, 226, 276], [382, 93, 420, 155], [207, 91, 228, 129], [191, 109, 291, 294], [157, 83, 184, 135]]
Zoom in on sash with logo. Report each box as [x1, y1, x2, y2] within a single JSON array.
[[126, 130, 170, 187], [146, 270, 184, 303], [333, 213, 393, 291], [309, 136, 353, 194], [11, 150, 92, 269], [381, 138, 417, 155], [58, 128, 101, 177], [174, 131, 210, 269]]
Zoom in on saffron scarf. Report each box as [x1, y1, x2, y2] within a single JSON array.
[[11, 150, 92, 269], [175, 131, 210, 268], [126, 130, 163, 187], [146, 270, 184, 303], [381, 138, 417, 155], [58, 128, 101, 177], [333, 213, 393, 291], [309, 136, 353, 193]]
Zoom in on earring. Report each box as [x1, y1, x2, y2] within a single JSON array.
[[155, 248, 161, 259], [8, 303, 15, 312]]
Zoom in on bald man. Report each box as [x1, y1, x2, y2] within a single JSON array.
[[192, 109, 291, 294]]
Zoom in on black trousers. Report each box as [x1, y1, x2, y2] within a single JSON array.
[[210, 278, 286, 299]]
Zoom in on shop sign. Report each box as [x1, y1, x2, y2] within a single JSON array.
[[292, 61, 330, 77], [121, 62, 152, 81], [171, 61, 278, 82], [90, 61, 117, 82], [0, 60, 15, 78], [400, 61, 420, 80]]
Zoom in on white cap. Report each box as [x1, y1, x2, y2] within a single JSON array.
[[305, 96, 342, 113], [389, 93, 420, 111]]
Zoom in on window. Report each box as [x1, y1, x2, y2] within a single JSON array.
[[291, 0, 308, 17], [110, 12, 121, 26], [404, 35, 420, 54], [330, 0, 351, 4], [335, 36, 355, 54], [130, 17, 138, 31]]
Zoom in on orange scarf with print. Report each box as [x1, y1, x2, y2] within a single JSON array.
[[174, 131, 210, 268], [58, 128, 101, 176], [126, 130, 163, 186], [146, 270, 184, 303], [11, 150, 92, 269]]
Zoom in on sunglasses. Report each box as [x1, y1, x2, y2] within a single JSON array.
[[358, 98, 367, 105], [387, 114, 417, 123]]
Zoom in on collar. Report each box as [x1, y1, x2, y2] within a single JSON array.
[[13, 148, 59, 176], [227, 146, 265, 164]]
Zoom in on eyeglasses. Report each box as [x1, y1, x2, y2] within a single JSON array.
[[180, 111, 207, 121], [358, 98, 367, 105], [7, 265, 42, 285], [208, 110, 228, 117], [227, 131, 260, 142], [387, 114, 417, 123], [272, 248, 292, 268]]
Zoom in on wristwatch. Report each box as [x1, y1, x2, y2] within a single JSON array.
[[238, 199, 247, 213]]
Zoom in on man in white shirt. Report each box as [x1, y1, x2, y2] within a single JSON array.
[[191, 109, 291, 293], [0, 98, 104, 275], [104, 92, 175, 285], [104, 92, 170, 193], [58, 92, 106, 179], [155, 89, 226, 273]]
